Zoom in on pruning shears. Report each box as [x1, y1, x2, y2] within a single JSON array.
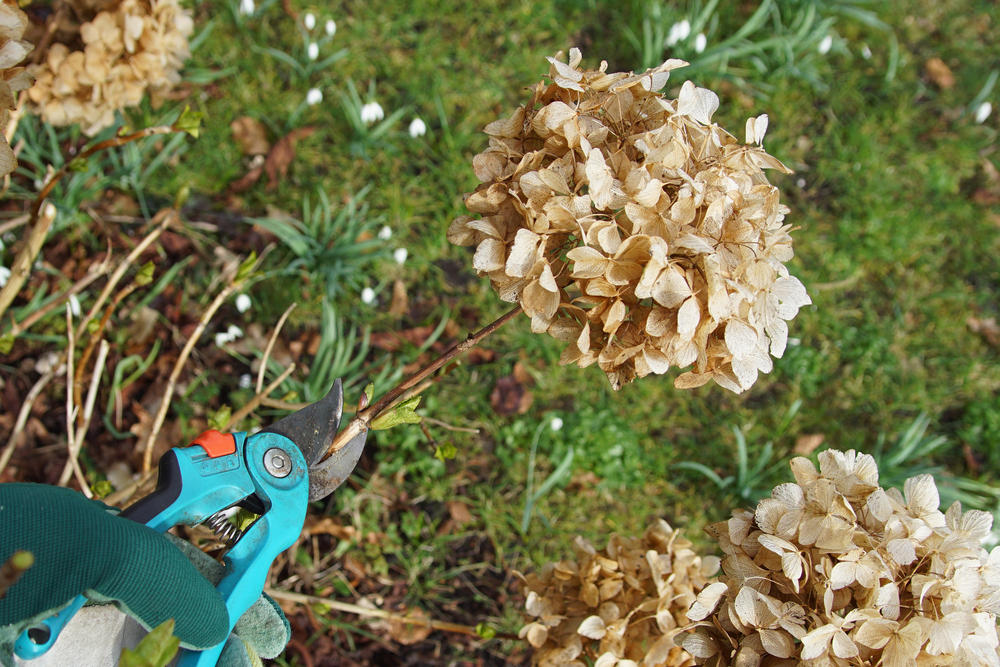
[[14, 379, 366, 666]]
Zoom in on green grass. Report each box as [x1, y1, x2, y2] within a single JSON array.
[[8, 0, 1000, 658]]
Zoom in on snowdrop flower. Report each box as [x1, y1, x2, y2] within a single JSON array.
[[861, 44, 872, 60], [694, 33, 706, 54], [361, 287, 376, 304], [35, 351, 61, 374], [0, 266, 9, 289], [239, 374, 253, 389], [227, 324, 244, 340], [975, 101, 992, 124], [360, 102, 384, 124], [239, 0, 254, 15], [69, 294, 81, 317], [215, 332, 230, 346], [378, 226, 392, 240], [666, 19, 690, 47], [325, 19, 336, 36], [307, 42, 319, 60], [408, 117, 427, 138], [550, 417, 563, 432], [306, 88, 323, 106], [303, 12, 315, 30], [818, 35, 833, 55], [393, 248, 407, 265], [236, 294, 252, 313]]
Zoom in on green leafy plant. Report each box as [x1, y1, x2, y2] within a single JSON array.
[[250, 187, 388, 301], [338, 79, 408, 159], [676, 425, 787, 506], [521, 418, 574, 534], [119, 619, 179, 667]]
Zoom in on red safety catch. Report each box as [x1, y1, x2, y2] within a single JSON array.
[[190, 430, 237, 458]]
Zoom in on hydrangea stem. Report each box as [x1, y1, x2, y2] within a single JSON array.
[[322, 305, 523, 460]]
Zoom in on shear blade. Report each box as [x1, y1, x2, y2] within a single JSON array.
[[307, 429, 367, 501], [260, 378, 344, 468]]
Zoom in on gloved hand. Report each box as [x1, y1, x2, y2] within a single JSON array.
[[0, 483, 291, 667]]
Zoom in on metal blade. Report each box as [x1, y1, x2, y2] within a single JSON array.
[[260, 378, 343, 469], [307, 428, 367, 501]]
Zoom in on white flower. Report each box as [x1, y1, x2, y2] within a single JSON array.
[[215, 332, 230, 346], [35, 351, 61, 374], [694, 33, 706, 54], [227, 324, 244, 340], [378, 226, 392, 240], [975, 101, 992, 124], [236, 294, 252, 313], [666, 19, 691, 46], [69, 294, 81, 317], [239, 373, 252, 389], [0, 266, 9, 289], [550, 417, 563, 431], [393, 248, 407, 265], [325, 19, 336, 36], [360, 102, 385, 124], [818, 35, 833, 55], [238, 0, 254, 15], [861, 44, 872, 60], [306, 88, 323, 106], [307, 42, 319, 60], [361, 287, 376, 304], [408, 117, 427, 138], [303, 12, 315, 29]]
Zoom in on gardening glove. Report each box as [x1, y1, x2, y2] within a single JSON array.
[[0, 483, 291, 667]]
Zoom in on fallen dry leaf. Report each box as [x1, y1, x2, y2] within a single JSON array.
[[370, 326, 443, 353], [265, 127, 316, 191], [968, 316, 1000, 348], [465, 348, 497, 365], [305, 516, 357, 541], [230, 116, 271, 156], [925, 57, 955, 89], [490, 376, 533, 416], [229, 163, 264, 193], [447, 500, 473, 525], [794, 433, 826, 456], [387, 608, 433, 646]]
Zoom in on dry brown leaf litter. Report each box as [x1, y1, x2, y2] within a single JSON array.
[[681, 449, 1000, 667], [448, 48, 810, 392], [1, 0, 34, 177], [515, 520, 720, 667], [26, 0, 193, 135]]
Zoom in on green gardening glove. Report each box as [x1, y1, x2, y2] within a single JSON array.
[[0, 483, 290, 667]]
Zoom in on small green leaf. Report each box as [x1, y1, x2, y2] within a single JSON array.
[[371, 396, 422, 431], [119, 619, 180, 667], [434, 441, 457, 463], [362, 382, 374, 410], [0, 333, 13, 355], [208, 405, 231, 431], [234, 508, 257, 531], [234, 251, 258, 285], [475, 622, 496, 640], [86, 320, 100, 334], [331, 579, 351, 596], [118, 125, 134, 136], [311, 602, 332, 616], [92, 481, 114, 498], [67, 157, 89, 172], [173, 186, 190, 210], [173, 106, 204, 138], [135, 261, 155, 287]]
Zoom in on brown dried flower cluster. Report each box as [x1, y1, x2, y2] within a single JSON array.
[[26, 0, 193, 135], [448, 48, 810, 391], [681, 449, 1000, 667], [516, 520, 720, 667], [1, 0, 34, 177]]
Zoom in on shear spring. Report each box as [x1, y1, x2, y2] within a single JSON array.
[[206, 508, 243, 547]]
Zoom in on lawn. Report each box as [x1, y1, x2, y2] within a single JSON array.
[[2, 0, 999, 665]]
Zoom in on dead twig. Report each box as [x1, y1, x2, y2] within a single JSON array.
[[0, 551, 34, 600], [264, 589, 516, 640], [0, 214, 30, 237], [257, 302, 296, 393], [421, 417, 480, 434], [7, 259, 110, 337], [0, 366, 63, 476], [224, 363, 296, 431], [60, 339, 109, 489], [324, 306, 522, 460], [61, 305, 90, 496]]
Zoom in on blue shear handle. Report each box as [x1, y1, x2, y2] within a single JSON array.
[[12, 595, 87, 660]]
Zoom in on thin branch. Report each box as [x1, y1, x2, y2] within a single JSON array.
[[323, 306, 522, 460], [224, 363, 296, 432], [142, 282, 237, 473], [264, 589, 516, 640], [257, 302, 297, 393], [421, 417, 480, 434], [61, 305, 90, 496], [0, 366, 62, 476], [7, 258, 110, 337], [59, 339, 108, 491], [0, 214, 29, 237]]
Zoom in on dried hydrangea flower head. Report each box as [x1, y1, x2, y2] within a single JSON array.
[[516, 520, 720, 667], [26, 0, 193, 135], [681, 449, 1000, 667], [448, 48, 810, 391], [0, 0, 34, 176]]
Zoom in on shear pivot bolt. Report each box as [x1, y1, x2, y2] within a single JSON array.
[[263, 448, 291, 478]]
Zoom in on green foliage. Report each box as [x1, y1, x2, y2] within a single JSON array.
[[119, 619, 179, 667], [433, 441, 457, 463], [208, 405, 232, 432], [371, 395, 423, 430], [249, 188, 387, 301], [959, 395, 1000, 472], [173, 106, 205, 138], [338, 79, 409, 159]]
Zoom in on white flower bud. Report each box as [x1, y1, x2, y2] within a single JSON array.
[[307, 42, 319, 60], [239, 0, 254, 15], [325, 19, 336, 36], [818, 35, 833, 55], [694, 33, 706, 54], [975, 101, 992, 124], [215, 332, 230, 346], [303, 12, 315, 29], [361, 287, 376, 304], [0, 266, 9, 289], [69, 294, 81, 317], [236, 294, 252, 313], [378, 226, 392, 240], [409, 117, 427, 138], [360, 102, 385, 124], [550, 417, 563, 431], [227, 324, 244, 339], [239, 373, 252, 389], [393, 248, 408, 265], [306, 88, 323, 106]]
